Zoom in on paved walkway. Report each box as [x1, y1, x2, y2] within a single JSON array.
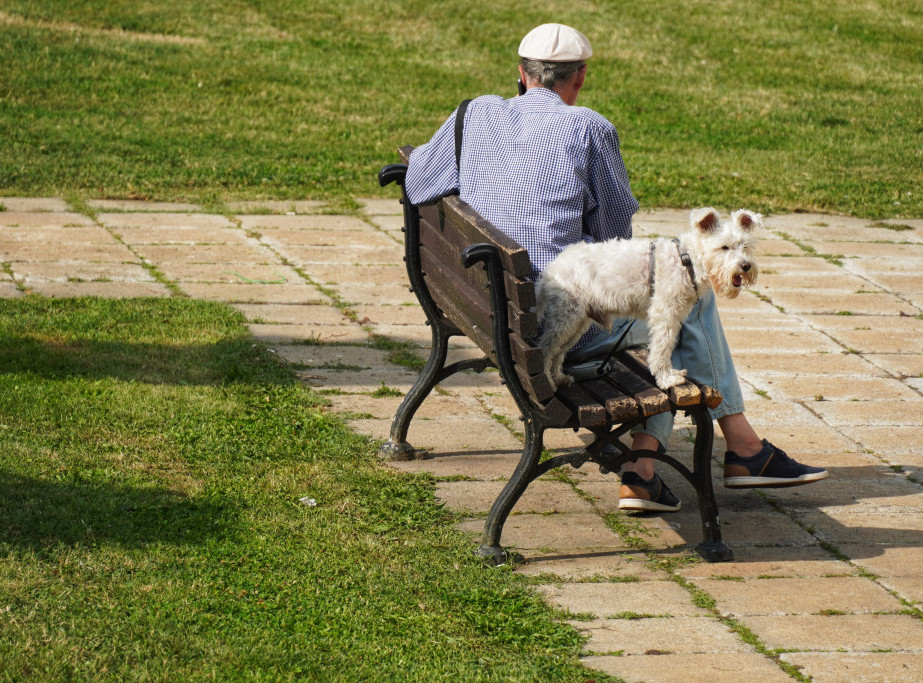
[[2, 196, 922, 681]]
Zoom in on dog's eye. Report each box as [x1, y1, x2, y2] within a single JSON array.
[[721, 246, 730, 250]]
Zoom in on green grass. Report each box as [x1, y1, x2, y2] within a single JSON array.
[[0, 297, 605, 681], [1, 0, 921, 218]]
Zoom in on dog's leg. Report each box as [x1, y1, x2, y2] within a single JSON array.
[[646, 298, 689, 390], [537, 290, 590, 387]]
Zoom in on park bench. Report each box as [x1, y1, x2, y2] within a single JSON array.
[[378, 147, 733, 564]]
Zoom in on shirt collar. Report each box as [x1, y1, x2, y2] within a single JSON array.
[[522, 87, 564, 103]]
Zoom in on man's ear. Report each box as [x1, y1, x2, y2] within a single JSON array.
[[573, 64, 586, 92]]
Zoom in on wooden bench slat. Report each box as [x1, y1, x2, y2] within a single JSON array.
[[509, 333, 545, 376], [605, 360, 672, 417], [420, 218, 537, 339], [424, 277, 496, 360], [442, 197, 533, 279], [556, 383, 608, 428], [515, 364, 556, 404], [504, 271, 536, 311], [580, 378, 641, 423], [621, 348, 723, 409], [536, 396, 573, 425], [422, 249, 493, 335]]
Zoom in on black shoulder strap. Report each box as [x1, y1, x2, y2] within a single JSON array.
[[455, 98, 472, 173]]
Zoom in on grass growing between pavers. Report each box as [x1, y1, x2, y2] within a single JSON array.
[[0, 296, 613, 681], [2, 0, 921, 217]]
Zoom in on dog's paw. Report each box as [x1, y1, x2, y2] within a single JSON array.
[[551, 371, 574, 388], [656, 369, 687, 390]]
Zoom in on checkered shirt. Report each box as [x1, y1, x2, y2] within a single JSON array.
[[405, 87, 639, 281]]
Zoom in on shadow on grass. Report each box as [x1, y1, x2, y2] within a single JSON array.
[[0, 335, 288, 386], [0, 296, 294, 387], [0, 469, 236, 553]]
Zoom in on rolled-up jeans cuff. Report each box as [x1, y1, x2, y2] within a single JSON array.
[[630, 412, 673, 451]]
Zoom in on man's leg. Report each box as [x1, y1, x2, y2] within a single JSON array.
[[643, 290, 827, 487], [574, 292, 826, 507]]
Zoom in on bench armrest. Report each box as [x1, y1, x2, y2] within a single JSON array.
[[378, 163, 407, 187]]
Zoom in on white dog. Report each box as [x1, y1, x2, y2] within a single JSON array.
[[536, 207, 760, 390]]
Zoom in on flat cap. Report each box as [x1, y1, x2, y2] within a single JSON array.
[[518, 23, 592, 62]]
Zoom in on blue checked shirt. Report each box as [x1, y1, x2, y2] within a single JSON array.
[[405, 87, 639, 281]]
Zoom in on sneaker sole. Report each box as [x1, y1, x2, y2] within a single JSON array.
[[618, 497, 681, 512], [724, 470, 829, 489]]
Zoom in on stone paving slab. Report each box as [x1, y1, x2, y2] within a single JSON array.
[[574, 615, 752, 654], [0, 210, 95, 226], [694, 576, 903, 616], [0, 197, 71, 211], [584, 651, 793, 683], [781, 652, 923, 683], [3, 199, 922, 682], [89, 200, 204, 212], [178, 283, 328, 304], [28, 282, 172, 298], [15, 262, 156, 283], [537, 580, 710, 618], [741, 613, 923, 651], [158, 262, 302, 284], [116, 225, 252, 244], [436, 480, 597, 514], [236, 214, 371, 231], [97, 212, 232, 228]]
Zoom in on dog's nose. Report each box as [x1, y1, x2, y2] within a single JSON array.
[[741, 263, 751, 272]]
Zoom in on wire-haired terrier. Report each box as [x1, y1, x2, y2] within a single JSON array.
[[536, 207, 761, 390]]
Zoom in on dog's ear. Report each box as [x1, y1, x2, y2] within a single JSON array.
[[731, 209, 763, 232], [690, 207, 721, 234]]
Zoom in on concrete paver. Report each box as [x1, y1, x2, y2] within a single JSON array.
[[1, 196, 922, 681]]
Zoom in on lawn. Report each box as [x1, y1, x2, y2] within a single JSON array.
[[0, 297, 602, 681], [1, 0, 921, 217]]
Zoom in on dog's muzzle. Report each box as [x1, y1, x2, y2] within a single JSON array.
[[733, 262, 752, 287]]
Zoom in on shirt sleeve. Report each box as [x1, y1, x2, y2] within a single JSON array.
[[405, 108, 460, 205], [582, 123, 638, 242]]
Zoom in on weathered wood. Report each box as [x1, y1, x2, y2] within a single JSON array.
[[622, 348, 723, 409], [509, 333, 544, 376], [443, 197, 533, 278], [581, 376, 641, 423], [420, 221, 536, 340], [515, 364, 556, 405], [536, 397, 573, 425], [505, 271, 536, 311], [605, 360, 672, 417], [556, 382, 608, 428]]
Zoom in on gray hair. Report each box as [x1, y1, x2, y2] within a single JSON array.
[[520, 58, 586, 90]]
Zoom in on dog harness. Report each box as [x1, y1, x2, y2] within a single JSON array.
[[649, 239, 697, 298]]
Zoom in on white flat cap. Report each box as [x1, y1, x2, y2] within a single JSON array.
[[518, 23, 592, 62]]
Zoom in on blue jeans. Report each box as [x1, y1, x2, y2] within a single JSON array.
[[563, 290, 745, 449]]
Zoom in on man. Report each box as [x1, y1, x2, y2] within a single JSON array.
[[405, 24, 828, 512]]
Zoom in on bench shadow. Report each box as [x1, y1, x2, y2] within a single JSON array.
[[0, 469, 237, 555]]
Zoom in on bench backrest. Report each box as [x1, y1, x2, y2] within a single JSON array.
[[399, 146, 559, 411]]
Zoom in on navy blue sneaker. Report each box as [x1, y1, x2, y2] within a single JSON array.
[[618, 471, 681, 512], [724, 439, 829, 488]]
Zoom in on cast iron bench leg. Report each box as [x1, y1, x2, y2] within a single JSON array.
[[378, 322, 451, 461], [477, 419, 544, 565], [689, 405, 734, 562]]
